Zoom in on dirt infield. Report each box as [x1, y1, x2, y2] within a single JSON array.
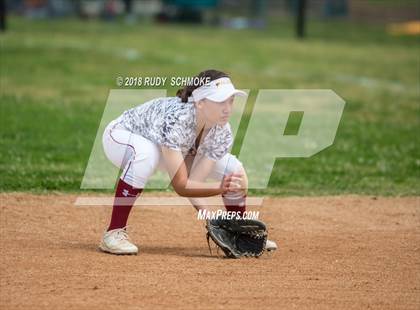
[[0, 193, 419, 310]]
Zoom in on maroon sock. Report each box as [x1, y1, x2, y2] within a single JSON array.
[[222, 193, 247, 217], [107, 178, 142, 231]]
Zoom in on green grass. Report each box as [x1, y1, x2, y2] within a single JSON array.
[[0, 17, 419, 195]]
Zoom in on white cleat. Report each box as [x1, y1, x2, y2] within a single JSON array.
[[265, 239, 278, 252], [99, 227, 138, 255]]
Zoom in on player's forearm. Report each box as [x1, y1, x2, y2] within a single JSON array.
[[173, 179, 223, 197]]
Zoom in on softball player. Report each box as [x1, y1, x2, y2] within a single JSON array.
[[99, 69, 277, 255]]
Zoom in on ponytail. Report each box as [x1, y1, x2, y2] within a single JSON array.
[[176, 84, 196, 103]]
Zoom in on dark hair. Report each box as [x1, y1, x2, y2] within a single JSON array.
[[176, 69, 229, 103]]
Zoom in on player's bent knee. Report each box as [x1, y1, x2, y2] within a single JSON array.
[[224, 155, 244, 175], [123, 147, 161, 188]]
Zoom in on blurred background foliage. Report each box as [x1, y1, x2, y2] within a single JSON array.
[[0, 0, 419, 195]]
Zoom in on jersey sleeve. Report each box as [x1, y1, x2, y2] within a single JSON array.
[[199, 124, 233, 161]]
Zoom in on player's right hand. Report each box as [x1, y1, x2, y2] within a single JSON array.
[[221, 173, 245, 194]]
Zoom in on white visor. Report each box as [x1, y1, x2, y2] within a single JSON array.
[[191, 77, 247, 103]]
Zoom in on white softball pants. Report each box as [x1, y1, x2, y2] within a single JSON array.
[[102, 119, 243, 190]]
